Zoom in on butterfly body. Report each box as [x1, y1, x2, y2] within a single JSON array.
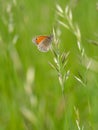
[[32, 35, 53, 52]]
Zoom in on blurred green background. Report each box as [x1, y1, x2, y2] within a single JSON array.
[[0, 0, 98, 130]]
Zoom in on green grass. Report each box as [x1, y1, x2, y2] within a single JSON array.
[[0, 0, 98, 130]]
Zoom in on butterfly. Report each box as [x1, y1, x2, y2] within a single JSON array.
[[32, 34, 53, 52]]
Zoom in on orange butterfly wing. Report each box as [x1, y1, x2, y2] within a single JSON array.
[[35, 36, 48, 45]]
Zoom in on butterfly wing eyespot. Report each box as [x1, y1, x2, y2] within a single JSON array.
[[32, 37, 37, 45]]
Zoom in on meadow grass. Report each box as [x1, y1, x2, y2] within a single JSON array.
[[0, 0, 98, 130]]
